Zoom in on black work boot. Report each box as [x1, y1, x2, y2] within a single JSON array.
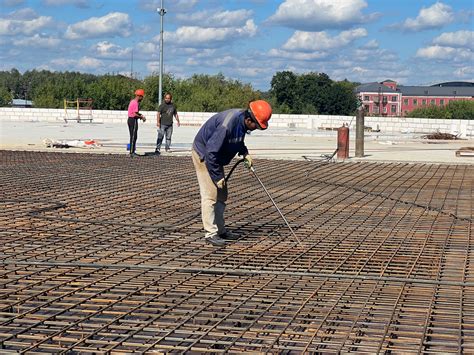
[[219, 231, 240, 241], [205, 234, 226, 247]]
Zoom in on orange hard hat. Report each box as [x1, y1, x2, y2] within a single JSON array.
[[135, 89, 145, 96], [249, 100, 272, 130]]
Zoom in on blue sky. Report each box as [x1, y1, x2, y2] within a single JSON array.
[[0, 0, 472, 90]]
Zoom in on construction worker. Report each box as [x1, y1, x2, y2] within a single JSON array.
[[155, 92, 180, 155], [127, 89, 146, 157], [192, 100, 272, 246]]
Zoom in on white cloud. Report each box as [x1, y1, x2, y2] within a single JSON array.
[[14, 34, 61, 48], [0, 9, 53, 35], [181, 48, 217, 58], [51, 56, 104, 70], [137, 24, 152, 35], [0, 17, 53, 36], [330, 62, 410, 84], [176, 9, 253, 28], [354, 48, 397, 62], [64, 12, 132, 39], [92, 41, 131, 58], [268, 48, 329, 60], [214, 56, 238, 66], [35, 63, 53, 71], [415, 45, 473, 61], [146, 61, 160, 73], [42, 0, 89, 8], [413, 30, 474, 72], [136, 41, 159, 55], [8, 8, 38, 20], [351, 66, 369, 75], [360, 39, 379, 49], [164, 19, 257, 48], [433, 30, 474, 49], [282, 28, 367, 51], [184, 55, 240, 68], [453, 66, 474, 78], [186, 58, 198, 65], [235, 67, 265, 77], [140, 0, 198, 12], [174, 0, 198, 10], [268, 0, 378, 31], [1, 0, 25, 6], [395, 2, 454, 32], [107, 61, 128, 71], [267, 28, 372, 65], [77, 56, 103, 69], [353, 40, 398, 62], [416, 45, 454, 59]]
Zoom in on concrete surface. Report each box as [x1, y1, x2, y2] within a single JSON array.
[[1, 120, 473, 164]]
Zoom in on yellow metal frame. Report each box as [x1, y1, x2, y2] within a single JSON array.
[[63, 98, 93, 122]]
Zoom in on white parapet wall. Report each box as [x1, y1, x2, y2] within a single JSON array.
[[1, 107, 473, 137]]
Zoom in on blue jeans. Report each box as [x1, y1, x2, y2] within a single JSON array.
[[156, 124, 173, 152]]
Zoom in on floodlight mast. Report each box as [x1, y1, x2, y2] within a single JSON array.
[[157, 0, 166, 105]]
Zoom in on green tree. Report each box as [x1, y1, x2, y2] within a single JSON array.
[[270, 71, 358, 115], [0, 85, 12, 106], [408, 100, 474, 120], [0, 69, 22, 99], [0, 69, 262, 111], [86, 75, 140, 110], [297, 72, 333, 114], [170, 73, 259, 112], [270, 71, 298, 110], [141, 73, 175, 110], [325, 81, 358, 115], [33, 84, 60, 108]]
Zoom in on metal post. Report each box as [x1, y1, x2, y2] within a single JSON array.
[[157, 1, 166, 106], [355, 106, 365, 157], [130, 49, 133, 79]]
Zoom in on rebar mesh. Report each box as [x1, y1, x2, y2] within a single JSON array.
[[0, 151, 472, 353]]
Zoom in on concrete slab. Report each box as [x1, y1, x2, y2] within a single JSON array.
[[1, 120, 473, 164]]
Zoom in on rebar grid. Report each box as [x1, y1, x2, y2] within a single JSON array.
[[0, 150, 473, 353]]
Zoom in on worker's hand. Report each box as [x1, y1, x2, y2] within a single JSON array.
[[177, 121, 180, 127], [141, 116, 146, 122], [157, 123, 160, 128], [216, 178, 226, 189], [243, 154, 253, 169]]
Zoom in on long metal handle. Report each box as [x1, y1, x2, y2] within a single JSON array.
[[250, 167, 303, 246]]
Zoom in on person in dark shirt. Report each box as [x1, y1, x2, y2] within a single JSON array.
[[192, 100, 272, 246], [155, 93, 180, 155]]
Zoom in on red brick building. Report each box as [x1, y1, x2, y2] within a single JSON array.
[[356, 80, 474, 117]]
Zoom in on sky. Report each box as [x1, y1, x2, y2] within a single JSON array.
[[0, 0, 473, 90]]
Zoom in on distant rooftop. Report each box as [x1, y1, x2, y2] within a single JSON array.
[[431, 81, 474, 87], [399, 85, 474, 97], [11, 99, 33, 107], [355, 82, 398, 94]]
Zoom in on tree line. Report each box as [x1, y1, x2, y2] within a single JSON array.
[[0, 68, 359, 115], [407, 100, 474, 120]]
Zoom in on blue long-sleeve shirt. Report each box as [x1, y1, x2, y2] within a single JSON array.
[[193, 109, 249, 182]]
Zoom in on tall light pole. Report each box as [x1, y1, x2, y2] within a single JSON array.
[[157, 0, 166, 105]]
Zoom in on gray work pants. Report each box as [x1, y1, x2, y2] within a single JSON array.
[[156, 124, 173, 151], [192, 150, 228, 237]]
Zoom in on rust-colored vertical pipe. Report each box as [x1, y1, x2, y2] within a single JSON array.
[[337, 125, 349, 159]]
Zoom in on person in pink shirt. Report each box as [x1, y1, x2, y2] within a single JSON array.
[[127, 89, 146, 157]]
